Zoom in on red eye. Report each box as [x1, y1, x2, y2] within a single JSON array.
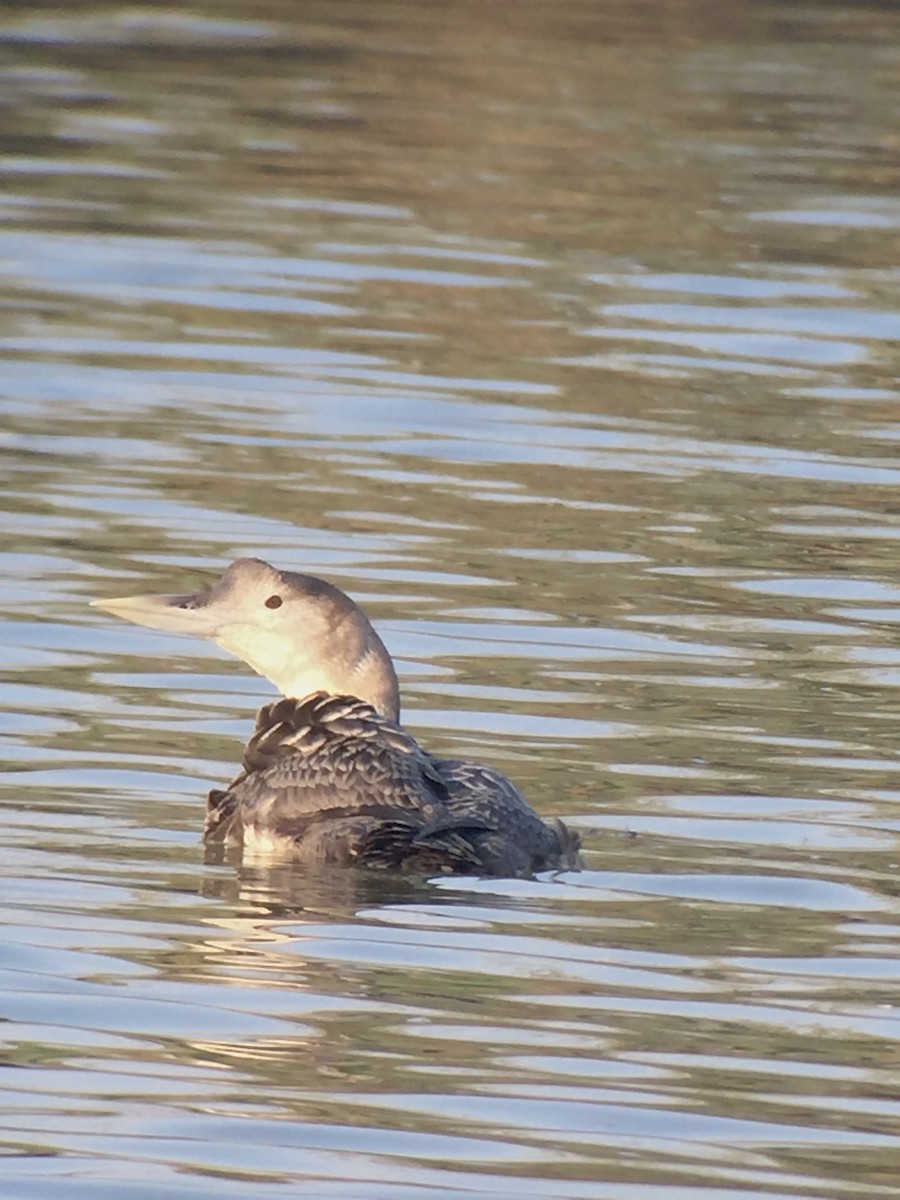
[[264, 595, 283, 609]]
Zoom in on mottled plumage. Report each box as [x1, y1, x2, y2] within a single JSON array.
[[93, 558, 582, 877], [205, 693, 580, 875]]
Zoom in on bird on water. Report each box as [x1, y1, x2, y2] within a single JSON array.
[[92, 558, 581, 877]]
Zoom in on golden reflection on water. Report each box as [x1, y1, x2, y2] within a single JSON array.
[[2, 0, 900, 1196]]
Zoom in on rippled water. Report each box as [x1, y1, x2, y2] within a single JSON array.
[[3, 1, 900, 1196]]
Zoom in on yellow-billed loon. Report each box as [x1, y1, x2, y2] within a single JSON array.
[[92, 558, 581, 877]]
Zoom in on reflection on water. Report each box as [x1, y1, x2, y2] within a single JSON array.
[[2, 0, 900, 1196]]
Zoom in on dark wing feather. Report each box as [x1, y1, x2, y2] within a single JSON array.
[[206, 693, 449, 859], [430, 758, 582, 874], [204, 692, 581, 875]]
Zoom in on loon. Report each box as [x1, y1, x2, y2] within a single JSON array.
[[92, 558, 581, 877]]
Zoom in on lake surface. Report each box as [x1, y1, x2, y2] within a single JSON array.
[[3, 1, 900, 1196]]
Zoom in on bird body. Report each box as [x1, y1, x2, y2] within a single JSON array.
[[92, 559, 581, 877]]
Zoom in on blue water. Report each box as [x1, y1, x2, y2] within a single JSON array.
[[2, 2, 900, 1196]]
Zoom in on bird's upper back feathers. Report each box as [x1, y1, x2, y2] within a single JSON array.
[[206, 693, 448, 847], [205, 691, 579, 874]]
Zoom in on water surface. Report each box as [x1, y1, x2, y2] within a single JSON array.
[[2, 1, 900, 1197]]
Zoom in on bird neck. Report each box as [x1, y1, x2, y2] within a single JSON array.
[[240, 623, 400, 722]]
